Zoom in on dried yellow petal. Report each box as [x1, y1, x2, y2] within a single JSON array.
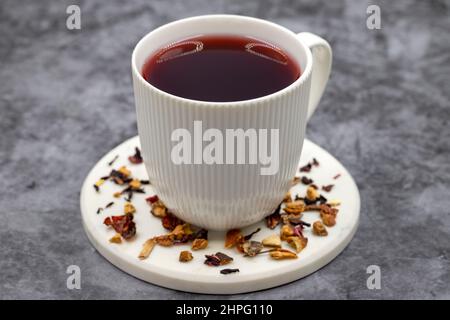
[[124, 202, 136, 215], [109, 233, 122, 244]]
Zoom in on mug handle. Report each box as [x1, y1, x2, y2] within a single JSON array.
[[297, 32, 332, 120]]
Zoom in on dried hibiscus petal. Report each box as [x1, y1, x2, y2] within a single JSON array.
[[301, 176, 313, 185], [299, 163, 312, 172], [146, 195, 159, 205], [128, 147, 143, 164], [103, 214, 136, 240], [162, 213, 184, 231], [205, 252, 233, 266]]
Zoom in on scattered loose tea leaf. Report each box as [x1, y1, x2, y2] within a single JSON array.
[[204, 252, 233, 266], [220, 268, 239, 275], [299, 163, 312, 172], [312, 158, 319, 166], [333, 173, 341, 180], [140, 180, 150, 185], [243, 227, 261, 241], [108, 155, 119, 166], [96, 207, 103, 215], [179, 250, 193, 262], [138, 239, 156, 260], [289, 218, 311, 227], [318, 194, 327, 204], [322, 184, 334, 192], [128, 147, 143, 164], [301, 176, 313, 185], [162, 213, 184, 231], [192, 228, 208, 240], [105, 201, 114, 209], [93, 178, 105, 192]]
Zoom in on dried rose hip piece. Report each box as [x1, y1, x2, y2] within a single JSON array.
[[179, 250, 193, 262], [104, 214, 136, 240], [128, 147, 143, 164]]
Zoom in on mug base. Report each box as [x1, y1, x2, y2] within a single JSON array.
[[80, 135, 360, 294]]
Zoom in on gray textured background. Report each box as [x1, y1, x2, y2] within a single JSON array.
[[1, 0, 449, 299]]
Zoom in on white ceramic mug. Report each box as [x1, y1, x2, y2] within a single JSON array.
[[132, 14, 332, 230]]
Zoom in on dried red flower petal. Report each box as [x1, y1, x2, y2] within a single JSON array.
[[301, 176, 313, 185], [322, 184, 334, 192], [299, 163, 312, 172], [128, 147, 143, 164], [103, 214, 136, 240], [162, 213, 184, 231], [146, 195, 159, 205], [204, 252, 234, 266]]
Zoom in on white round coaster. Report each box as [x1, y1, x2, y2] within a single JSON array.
[[80, 136, 360, 294]]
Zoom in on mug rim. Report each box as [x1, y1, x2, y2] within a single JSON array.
[[131, 14, 313, 106]]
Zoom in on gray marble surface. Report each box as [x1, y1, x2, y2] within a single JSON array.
[[0, 0, 449, 299]]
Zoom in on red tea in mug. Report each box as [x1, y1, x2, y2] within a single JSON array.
[[142, 35, 301, 102]]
